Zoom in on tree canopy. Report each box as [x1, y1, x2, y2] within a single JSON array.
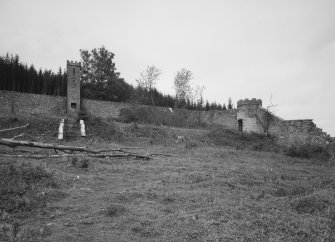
[[80, 46, 133, 102]]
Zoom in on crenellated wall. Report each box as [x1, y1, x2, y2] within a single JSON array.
[[0, 91, 333, 147], [237, 98, 334, 146]]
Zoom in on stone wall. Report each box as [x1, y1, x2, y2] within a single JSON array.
[[202, 110, 237, 129], [269, 119, 333, 146], [82, 98, 131, 119], [0, 90, 66, 119], [1, 91, 333, 147], [82, 98, 238, 129], [0, 91, 237, 129], [237, 98, 334, 147]]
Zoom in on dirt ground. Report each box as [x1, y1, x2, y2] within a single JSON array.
[[1, 122, 335, 241]]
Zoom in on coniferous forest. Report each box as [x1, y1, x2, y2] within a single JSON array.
[[0, 51, 232, 111]]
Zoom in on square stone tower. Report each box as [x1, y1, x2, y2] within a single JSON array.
[[67, 61, 81, 118]]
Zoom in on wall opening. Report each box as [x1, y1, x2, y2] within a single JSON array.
[[71, 102, 77, 109], [73, 68, 75, 75], [238, 119, 243, 132]]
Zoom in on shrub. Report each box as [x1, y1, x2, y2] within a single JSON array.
[[85, 116, 122, 140], [119, 108, 138, 123], [291, 196, 330, 214], [207, 127, 279, 152], [286, 144, 331, 161], [106, 203, 126, 217]]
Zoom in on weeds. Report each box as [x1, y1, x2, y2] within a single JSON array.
[[286, 144, 331, 161], [291, 196, 331, 214], [207, 127, 280, 152], [106, 203, 126, 217], [0, 160, 58, 213], [0, 160, 62, 241], [85, 115, 123, 141], [70, 156, 89, 168]]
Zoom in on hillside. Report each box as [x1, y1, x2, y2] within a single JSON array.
[[0, 117, 334, 241]]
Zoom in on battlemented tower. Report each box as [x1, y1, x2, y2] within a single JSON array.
[[66, 61, 81, 118], [236, 98, 263, 134]]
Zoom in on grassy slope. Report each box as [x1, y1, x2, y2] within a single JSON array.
[[1, 118, 335, 241]]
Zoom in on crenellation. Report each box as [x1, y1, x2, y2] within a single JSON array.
[[237, 98, 262, 108], [67, 60, 81, 66]]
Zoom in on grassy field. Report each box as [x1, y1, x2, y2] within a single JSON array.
[[0, 118, 335, 241]]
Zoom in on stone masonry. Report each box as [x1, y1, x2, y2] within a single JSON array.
[[236, 98, 334, 146], [66, 61, 81, 118], [0, 90, 333, 146]]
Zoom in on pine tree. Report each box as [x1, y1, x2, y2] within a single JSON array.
[[228, 97, 233, 110]]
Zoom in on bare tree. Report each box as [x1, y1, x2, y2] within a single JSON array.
[[174, 68, 193, 108], [136, 65, 161, 106], [194, 85, 205, 109], [256, 95, 278, 136], [193, 85, 205, 125]]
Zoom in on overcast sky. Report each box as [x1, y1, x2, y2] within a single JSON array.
[[1, 0, 334, 136]]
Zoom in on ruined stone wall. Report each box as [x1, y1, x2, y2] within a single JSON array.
[[0, 90, 66, 118], [269, 119, 333, 146], [236, 98, 334, 146]]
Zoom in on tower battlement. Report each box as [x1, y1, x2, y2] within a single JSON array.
[[237, 98, 262, 108], [67, 60, 81, 67]]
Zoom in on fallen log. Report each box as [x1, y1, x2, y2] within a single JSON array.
[[0, 139, 148, 154], [0, 138, 100, 153], [0, 153, 150, 160], [0, 124, 29, 133], [0, 139, 171, 160]]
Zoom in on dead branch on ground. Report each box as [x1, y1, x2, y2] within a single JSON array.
[[10, 133, 25, 140], [0, 124, 29, 133], [0, 138, 171, 160]]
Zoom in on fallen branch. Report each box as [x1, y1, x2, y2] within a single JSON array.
[[149, 153, 172, 157], [0, 139, 172, 160], [10, 133, 25, 140], [0, 153, 150, 160], [0, 124, 29, 133], [0, 138, 100, 153]]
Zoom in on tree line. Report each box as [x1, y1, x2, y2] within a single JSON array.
[[0, 54, 67, 96], [0, 47, 234, 111]]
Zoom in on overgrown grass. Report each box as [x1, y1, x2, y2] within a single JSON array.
[[84, 115, 124, 141], [286, 144, 331, 161], [207, 126, 281, 152], [0, 159, 64, 241], [0, 116, 59, 141], [0, 161, 58, 213]]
